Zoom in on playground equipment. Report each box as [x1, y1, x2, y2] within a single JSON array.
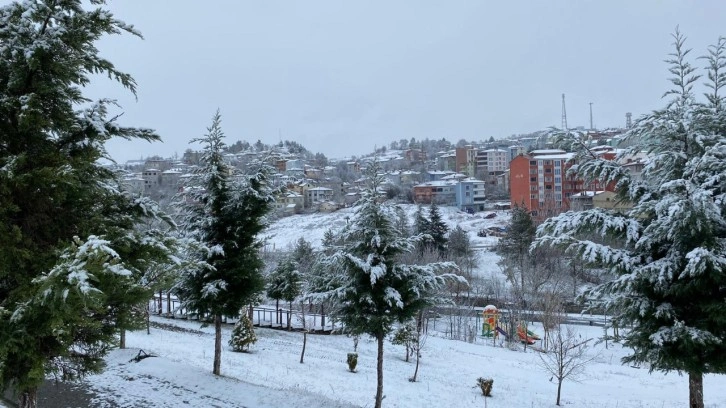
[[482, 306, 542, 344], [481, 305, 499, 338]]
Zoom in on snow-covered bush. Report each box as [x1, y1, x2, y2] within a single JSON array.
[[347, 353, 358, 372], [229, 316, 257, 352]]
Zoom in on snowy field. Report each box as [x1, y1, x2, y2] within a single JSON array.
[[76, 315, 726, 407]]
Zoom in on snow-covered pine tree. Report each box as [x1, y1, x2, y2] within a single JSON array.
[[266, 258, 302, 329], [0, 2, 172, 407], [534, 31, 726, 408], [174, 111, 275, 376], [229, 315, 257, 352], [317, 161, 464, 408]]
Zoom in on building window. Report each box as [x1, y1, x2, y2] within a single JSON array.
[[545, 177, 552, 182], [465, 192, 470, 197], [530, 194, 537, 199], [554, 160, 561, 166], [555, 193, 562, 200], [530, 177, 536, 182], [538, 160, 543, 166], [554, 168, 561, 175], [529, 160, 537, 166], [545, 185, 552, 190], [545, 168, 552, 173], [555, 185, 562, 191], [544, 160, 552, 165]]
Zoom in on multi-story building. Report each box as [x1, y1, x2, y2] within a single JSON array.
[[412, 180, 458, 205], [509, 149, 613, 218], [454, 178, 487, 212], [509, 150, 577, 218], [475, 149, 508, 176]]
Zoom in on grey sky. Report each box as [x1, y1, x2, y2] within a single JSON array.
[[87, 1, 726, 163]]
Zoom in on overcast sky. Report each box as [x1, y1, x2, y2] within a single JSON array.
[[85, 0, 726, 163]]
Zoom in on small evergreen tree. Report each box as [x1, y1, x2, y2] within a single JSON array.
[[317, 161, 464, 408], [229, 315, 257, 352], [174, 111, 274, 376]]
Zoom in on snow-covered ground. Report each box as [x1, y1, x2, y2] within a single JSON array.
[[262, 204, 509, 279], [79, 315, 726, 407]]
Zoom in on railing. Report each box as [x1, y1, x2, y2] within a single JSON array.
[[150, 293, 338, 333]]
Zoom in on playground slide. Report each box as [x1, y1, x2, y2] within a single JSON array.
[[495, 326, 509, 339], [517, 331, 536, 345]]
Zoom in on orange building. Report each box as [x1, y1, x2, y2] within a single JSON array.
[[509, 150, 612, 219]]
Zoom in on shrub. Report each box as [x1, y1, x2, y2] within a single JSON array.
[[476, 377, 493, 397], [347, 352, 358, 372], [229, 315, 257, 352]]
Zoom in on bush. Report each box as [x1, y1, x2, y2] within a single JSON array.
[[476, 377, 493, 397], [347, 352, 358, 372], [229, 315, 257, 352]]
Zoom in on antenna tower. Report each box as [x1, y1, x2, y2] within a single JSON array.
[[561, 93, 568, 130], [625, 112, 632, 129], [589, 102, 594, 130]]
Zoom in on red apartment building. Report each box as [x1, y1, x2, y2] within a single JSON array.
[[509, 149, 614, 219]]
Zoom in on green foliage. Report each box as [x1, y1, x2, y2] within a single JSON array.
[[175, 111, 274, 319], [0, 0, 174, 398], [534, 31, 726, 406], [266, 258, 301, 303], [229, 315, 257, 352], [391, 323, 417, 347]]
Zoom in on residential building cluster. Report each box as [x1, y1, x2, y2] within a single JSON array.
[[115, 126, 638, 220]]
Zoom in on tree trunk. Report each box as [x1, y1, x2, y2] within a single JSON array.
[[287, 301, 292, 330], [404, 344, 409, 362], [412, 345, 421, 382], [275, 299, 280, 325], [556, 378, 562, 406], [300, 331, 307, 364], [166, 292, 171, 316], [120, 328, 126, 349], [18, 388, 37, 408], [213, 314, 222, 375], [374, 334, 385, 408], [146, 303, 151, 335], [688, 372, 704, 408]]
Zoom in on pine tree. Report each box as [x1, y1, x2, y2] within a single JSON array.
[[229, 315, 257, 352], [0, 2, 172, 407], [266, 258, 302, 329], [496, 204, 536, 306], [427, 203, 449, 256], [318, 161, 464, 408], [174, 111, 274, 376], [534, 31, 726, 408]]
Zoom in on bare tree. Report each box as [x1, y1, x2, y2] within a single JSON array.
[[538, 326, 598, 406], [410, 311, 429, 382]]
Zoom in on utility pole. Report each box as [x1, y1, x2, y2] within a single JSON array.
[[561, 94, 568, 130]]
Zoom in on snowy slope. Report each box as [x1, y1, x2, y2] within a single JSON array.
[[80, 316, 726, 408], [262, 204, 509, 278]]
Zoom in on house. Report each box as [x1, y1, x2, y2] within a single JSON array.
[[412, 180, 457, 205], [455, 178, 487, 212], [305, 187, 334, 204]]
